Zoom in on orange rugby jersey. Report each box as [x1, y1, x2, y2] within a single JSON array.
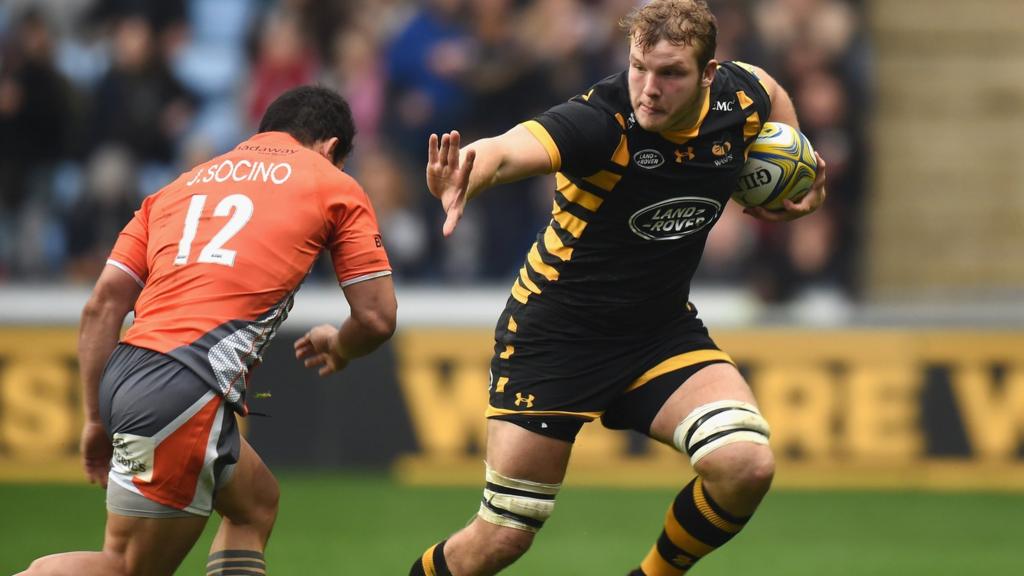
[[107, 131, 391, 413]]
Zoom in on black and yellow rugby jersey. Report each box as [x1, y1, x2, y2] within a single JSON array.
[[507, 61, 771, 332]]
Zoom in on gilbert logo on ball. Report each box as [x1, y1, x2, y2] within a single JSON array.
[[732, 122, 817, 211]]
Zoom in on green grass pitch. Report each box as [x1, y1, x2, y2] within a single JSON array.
[[2, 473, 1022, 575]]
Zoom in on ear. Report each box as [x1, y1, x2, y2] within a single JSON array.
[[701, 59, 718, 88], [317, 137, 340, 165]]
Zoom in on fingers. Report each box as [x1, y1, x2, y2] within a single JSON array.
[[744, 205, 793, 222], [318, 356, 348, 376], [447, 130, 461, 170], [744, 206, 781, 221], [812, 152, 828, 188], [458, 148, 476, 191], [294, 337, 314, 360], [304, 354, 327, 369], [438, 132, 451, 169], [300, 354, 337, 376], [95, 465, 109, 489], [430, 131, 463, 170], [428, 133, 438, 166], [782, 197, 810, 215], [442, 201, 464, 237], [84, 462, 109, 488]]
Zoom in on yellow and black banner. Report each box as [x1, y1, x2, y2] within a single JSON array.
[[1, 327, 1022, 489]]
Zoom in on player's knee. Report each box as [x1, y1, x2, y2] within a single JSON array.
[[251, 474, 280, 530], [224, 472, 279, 533], [673, 400, 771, 468], [473, 462, 559, 567], [24, 555, 71, 576], [742, 444, 776, 492], [697, 443, 775, 497], [22, 552, 126, 576], [477, 463, 560, 534], [20, 556, 53, 576]]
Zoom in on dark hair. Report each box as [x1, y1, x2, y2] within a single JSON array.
[[620, 0, 718, 71], [257, 85, 356, 165]]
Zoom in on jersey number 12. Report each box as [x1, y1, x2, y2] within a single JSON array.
[[174, 194, 254, 267]]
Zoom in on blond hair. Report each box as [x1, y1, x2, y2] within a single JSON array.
[[620, 0, 718, 69]]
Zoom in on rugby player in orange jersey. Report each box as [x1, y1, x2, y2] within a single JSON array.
[[18, 86, 397, 576]]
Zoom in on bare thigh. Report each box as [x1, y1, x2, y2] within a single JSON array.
[[648, 362, 758, 445], [103, 512, 207, 576], [486, 419, 574, 482], [213, 436, 278, 524]]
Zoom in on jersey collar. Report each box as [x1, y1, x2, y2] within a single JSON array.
[[658, 86, 711, 145]]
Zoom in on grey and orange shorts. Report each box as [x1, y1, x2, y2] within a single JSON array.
[[99, 344, 240, 518]]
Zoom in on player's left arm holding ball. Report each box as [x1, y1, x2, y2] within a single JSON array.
[[743, 64, 828, 222]]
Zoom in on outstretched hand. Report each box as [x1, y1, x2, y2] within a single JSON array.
[[427, 131, 476, 237], [745, 151, 828, 222], [294, 324, 348, 376]]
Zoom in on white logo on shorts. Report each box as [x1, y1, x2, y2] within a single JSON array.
[[111, 433, 155, 482]]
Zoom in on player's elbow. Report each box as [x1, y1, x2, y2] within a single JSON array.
[[82, 269, 140, 325], [81, 290, 130, 326], [354, 297, 397, 344]]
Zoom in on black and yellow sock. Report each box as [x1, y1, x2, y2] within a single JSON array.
[[206, 549, 266, 575], [629, 477, 750, 576], [409, 539, 451, 576]]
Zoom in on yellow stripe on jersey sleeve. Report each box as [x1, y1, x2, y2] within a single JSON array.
[[520, 120, 561, 172]]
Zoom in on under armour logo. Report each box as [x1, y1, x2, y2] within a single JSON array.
[[675, 147, 695, 163], [514, 393, 535, 408]]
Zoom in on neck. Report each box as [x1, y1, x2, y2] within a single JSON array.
[[665, 86, 710, 132]]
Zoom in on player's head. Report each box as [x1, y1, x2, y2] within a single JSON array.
[[620, 0, 718, 132], [257, 85, 356, 167]]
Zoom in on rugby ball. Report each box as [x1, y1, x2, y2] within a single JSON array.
[[732, 122, 817, 211]]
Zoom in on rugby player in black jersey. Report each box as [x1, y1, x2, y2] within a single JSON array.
[[410, 1, 827, 574]]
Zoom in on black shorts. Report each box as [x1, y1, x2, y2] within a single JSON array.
[[487, 301, 733, 442]]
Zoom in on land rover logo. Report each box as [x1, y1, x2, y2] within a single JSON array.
[[633, 149, 665, 169], [628, 197, 721, 241]]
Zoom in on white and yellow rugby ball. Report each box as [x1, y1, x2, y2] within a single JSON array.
[[732, 122, 817, 211]]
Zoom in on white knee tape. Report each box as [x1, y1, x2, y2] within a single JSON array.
[[673, 400, 771, 466], [477, 463, 561, 533]]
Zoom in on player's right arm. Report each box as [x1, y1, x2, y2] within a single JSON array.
[[295, 275, 396, 376], [79, 264, 142, 487], [427, 125, 554, 237], [296, 171, 397, 376]]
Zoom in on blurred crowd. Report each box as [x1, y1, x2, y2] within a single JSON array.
[[0, 0, 870, 302]]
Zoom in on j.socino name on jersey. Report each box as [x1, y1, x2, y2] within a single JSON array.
[[629, 197, 722, 241], [186, 159, 294, 187]]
